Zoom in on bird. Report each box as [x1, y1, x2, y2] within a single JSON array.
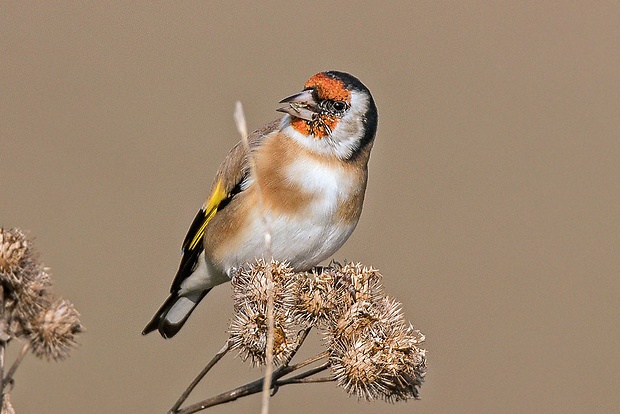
[[142, 71, 378, 338]]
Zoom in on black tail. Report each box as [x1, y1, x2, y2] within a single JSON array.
[[142, 289, 210, 338]]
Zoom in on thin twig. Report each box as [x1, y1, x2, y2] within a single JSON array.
[[277, 376, 334, 385], [2, 342, 30, 391], [234, 101, 275, 414], [0, 285, 5, 406], [0, 341, 4, 407], [234, 101, 272, 254], [261, 275, 275, 414], [169, 341, 231, 414], [277, 361, 331, 384], [176, 354, 331, 414], [286, 350, 329, 372], [282, 327, 311, 367]]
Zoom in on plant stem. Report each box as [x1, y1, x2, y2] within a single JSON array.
[[2, 342, 30, 391], [282, 327, 311, 367], [287, 350, 329, 371], [275, 361, 331, 385], [260, 268, 275, 414], [168, 341, 231, 414], [170, 310, 317, 413], [277, 376, 333, 385], [0, 285, 5, 406], [175, 356, 331, 414], [235, 101, 275, 414]]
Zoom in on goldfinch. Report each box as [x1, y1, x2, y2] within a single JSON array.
[[143, 71, 378, 338]]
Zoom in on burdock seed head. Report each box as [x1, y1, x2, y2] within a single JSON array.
[[1, 392, 15, 414], [332, 262, 385, 305], [231, 259, 299, 313], [227, 257, 427, 400], [29, 298, 83, 361], [292, 263, 385, 328], [228, 301, 298, 366], [329, 330, 426, 402], [328, 296, 426, 402], [0, 228, 56, 339], [0, 228, 33, 285], [293, 269, 344, 328], [229, 259, 300, 366]]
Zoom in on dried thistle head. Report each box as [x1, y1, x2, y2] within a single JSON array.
[[232, 259, 299, 313], [2, 392, 15, 414], [0, 228, 29, 273], [335, 262, 384, 305], [228, 257, 427, 401], [229, 259, 301, 366], [0, 228, 57, 340], [29, 298, 83, 361], [292, 263, 384, 328], [328, 296, 426, 402], [293, 269, 344, 328], [332, 300, 377, 340], [0, 228, 34, 286], [333, 297, 408, 341], [330, 331, 426, 402], [228, 301, 298, 366], [6, 278, 53, 337]]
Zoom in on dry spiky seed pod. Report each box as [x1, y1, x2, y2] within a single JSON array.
[[229, 260, 301, 366], [293, 269, 345, 328], [0, 228, 56, 339], [7, 279, 53, 337], [29, 298, 83, 361], [329, 330, 426, 402], [225, 258, 426, 402], [0, 228, 29, 273], [335, 262, 385, 305], [1, 393, 15, 414], [0, 228, 83, 414], [333, 297, 409, 341], [231, 259, 299, 313], [0, 228, 33, 286], [228, 301, 299, 366], [328, 297, 426, 402], [291, 263, 384, 328]]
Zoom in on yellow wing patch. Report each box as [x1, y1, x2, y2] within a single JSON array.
[[188, 180, 227, 250]]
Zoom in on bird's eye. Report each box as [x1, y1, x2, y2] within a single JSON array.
[[332, 101, 347, 112], [321, 100, 348, 115]]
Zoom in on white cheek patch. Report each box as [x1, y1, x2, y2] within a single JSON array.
[[327, 91, 370, 158]]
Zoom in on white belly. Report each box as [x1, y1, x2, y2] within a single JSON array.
[[222, 210, 357, 272], [223, 159, 359, 272]]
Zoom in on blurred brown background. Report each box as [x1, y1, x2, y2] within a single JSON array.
[[1, 2, 619, 413]]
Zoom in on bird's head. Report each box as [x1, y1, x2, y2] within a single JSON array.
[[278, 71, 378, 160]]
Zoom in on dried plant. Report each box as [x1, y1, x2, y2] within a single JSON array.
[[167, 103, 425, 414], [0, 228, 83, 412], [169, 259, 426, 414], [229, 259, 299, 366]]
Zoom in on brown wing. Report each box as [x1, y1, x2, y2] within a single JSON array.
[[169, 120, 280, 293]]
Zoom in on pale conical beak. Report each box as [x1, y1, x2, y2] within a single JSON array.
[[276, 89, 318, 121]]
